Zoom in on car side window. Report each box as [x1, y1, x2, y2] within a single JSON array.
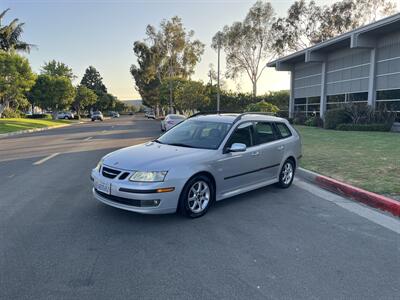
[[254, 122, 276, 145], [226, 122, 253, 149], [275, 123, 292, 139]]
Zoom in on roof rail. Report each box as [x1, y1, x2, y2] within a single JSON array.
[[232, 112, 276, 124], [187, 111, 238, 119]]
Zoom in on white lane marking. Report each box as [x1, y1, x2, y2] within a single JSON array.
[[33, 153, 60, 166], [294, 179, 400, 234], [84, 136, 93, 141]]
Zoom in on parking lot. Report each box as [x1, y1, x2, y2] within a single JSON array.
[[0, 115, 399, 299]]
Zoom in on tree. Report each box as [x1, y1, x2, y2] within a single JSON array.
[[41, 60, 76, 80], [130, 41, 162, 110], [131, 16, 205, 114], [96, 92, 117, 112], [355, 0, 397, 24], [73, 85, 97, 118], [272, 0, 398, 55], [213, 1, 276, 98], [29, 75, 75, 118], [0, 51, 35, 117], [80, 66, 107, 95], [159, 78, 209, 113], [0, 9, 34, 53]]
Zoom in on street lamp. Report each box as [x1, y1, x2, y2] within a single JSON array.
[[216, 32, 222, 113]]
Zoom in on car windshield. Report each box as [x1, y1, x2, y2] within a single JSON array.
[[157, 119, 232, 150]]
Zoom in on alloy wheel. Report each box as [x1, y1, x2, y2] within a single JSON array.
[[187, 180, 210, 214], [282, 162, 293, 185]]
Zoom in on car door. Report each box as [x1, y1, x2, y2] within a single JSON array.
[[216, 122, 262, 195], [253, 121, 285, 181]]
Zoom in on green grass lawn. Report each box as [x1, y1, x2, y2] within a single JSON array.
[[0, 118, 72, 134], [296, 126, 400, 197]]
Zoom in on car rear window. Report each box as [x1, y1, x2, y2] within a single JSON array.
[[254, 122, 276, 145], [276, 123, 292, 138]]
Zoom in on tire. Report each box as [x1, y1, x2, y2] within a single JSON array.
[[178, 174, 214, 218], [277, 159, 295, 188], [91, 119, 94, 122], [64, 116, 68, 120]]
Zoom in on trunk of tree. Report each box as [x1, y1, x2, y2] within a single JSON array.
[[252, 81, 257, 99]]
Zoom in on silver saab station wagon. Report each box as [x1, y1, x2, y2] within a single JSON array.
[[91, 113, 302, 218]]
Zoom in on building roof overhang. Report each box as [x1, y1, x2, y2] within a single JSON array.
[[268, 13, 400, 70]]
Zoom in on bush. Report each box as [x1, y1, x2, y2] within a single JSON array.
[[324, 108, 351, 129], [305, 116, 324, 127], [26, 113, 52, 119], [336, 123, 391, 132], [245, 101, 280, 114], [1, 108, 22, 118], [276, 110, 289, 118], [293, 113, 307, 125]]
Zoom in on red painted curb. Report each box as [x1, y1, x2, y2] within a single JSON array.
[[314, 175, 400, 217]]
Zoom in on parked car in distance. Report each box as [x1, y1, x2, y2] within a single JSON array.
[[161, 114, 186, 132], [110, 111, 120, 118], [145, 111, 156, 119], [91, 111, 104, 121], [91, 113, 302, 218], [57, 111, 74, 120]]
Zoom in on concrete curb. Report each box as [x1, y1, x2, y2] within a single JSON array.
[[0, 121, 85, 139], [297, 168, 400, 217]]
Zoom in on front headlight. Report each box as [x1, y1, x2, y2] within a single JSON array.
[[129, 171, 167, 182], [94, 158, 104, 172]]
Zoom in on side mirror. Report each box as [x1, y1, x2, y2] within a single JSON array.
[[228, 143, 247, 153]]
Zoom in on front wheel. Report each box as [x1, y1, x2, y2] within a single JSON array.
[[179, 175, 214, 218], [277, 159, 295, 188]]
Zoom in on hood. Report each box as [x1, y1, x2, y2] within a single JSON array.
[[102, 142, 211, 171]]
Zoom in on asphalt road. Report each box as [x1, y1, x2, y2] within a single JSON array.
[[0, 116, 399, 299]]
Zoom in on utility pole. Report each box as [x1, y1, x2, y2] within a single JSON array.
[[217, 33, 221, 113], [168, 63, 173, 114]]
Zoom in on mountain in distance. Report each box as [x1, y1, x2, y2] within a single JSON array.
[[122, 99, 143, 108]]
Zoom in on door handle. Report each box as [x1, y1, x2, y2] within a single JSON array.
[[277, 145, 284, 151], [251, 151, 260, 156]]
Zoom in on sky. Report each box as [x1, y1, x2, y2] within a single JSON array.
[[3, 0, 335, 100]]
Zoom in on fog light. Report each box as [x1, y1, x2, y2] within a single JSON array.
[[140, 199, 161, 207]]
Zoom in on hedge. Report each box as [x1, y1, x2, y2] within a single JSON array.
[[336, 123, 391, 132], [26, 114, 52, 119]]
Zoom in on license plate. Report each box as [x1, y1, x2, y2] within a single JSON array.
[[94, 178, 111, 195]]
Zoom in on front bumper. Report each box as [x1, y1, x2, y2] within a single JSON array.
[[91, 169, 179, 214]]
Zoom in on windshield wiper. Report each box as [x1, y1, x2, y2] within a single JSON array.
[[167, 143, 195, 148], [153, 139, 164, 144]]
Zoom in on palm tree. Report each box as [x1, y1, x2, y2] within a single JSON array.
[[0, 9, 35, 53]]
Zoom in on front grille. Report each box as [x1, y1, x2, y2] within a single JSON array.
[[119, 172, 130, 180], [94, 189, 159, 207], [102, 166, 121, 179]]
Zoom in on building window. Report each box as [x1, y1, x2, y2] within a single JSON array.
[[376, 89, 400, 112], [327, 92, 368, 110], [294, 97, 320, 116]]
